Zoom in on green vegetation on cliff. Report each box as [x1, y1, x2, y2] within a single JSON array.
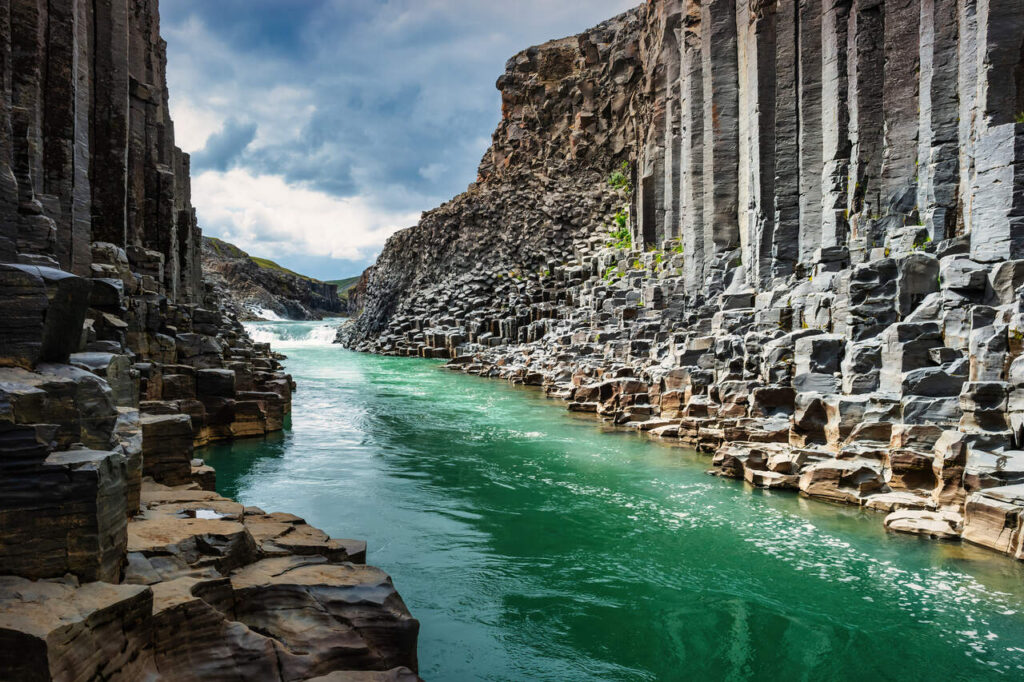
[[206, 237, 324, 283], [327, 276, 361, 302]]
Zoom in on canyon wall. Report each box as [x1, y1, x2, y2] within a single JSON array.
[[202, 236, 345, 321], [343, 0, 1024, 561], [0, 1, 418, 678]]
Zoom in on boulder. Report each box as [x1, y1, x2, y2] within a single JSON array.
[[798, 460, 886, 505], [883, 510, 962, 540], [962, 485, 1024, 558], [0, 578, 153, 681], [69, 352, 138, 407], [197, 368, 237, 398], [230, 556, 420, 678]]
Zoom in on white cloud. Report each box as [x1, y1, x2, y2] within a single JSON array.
[[192, 168, 420, 262], [173, 99, 223, 153]]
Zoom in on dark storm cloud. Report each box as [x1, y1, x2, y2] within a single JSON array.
[[190, 118, 258, 172]]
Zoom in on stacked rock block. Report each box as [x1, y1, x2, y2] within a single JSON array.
[[0, 0, 420, 678], [343, 0, 1024, 561]]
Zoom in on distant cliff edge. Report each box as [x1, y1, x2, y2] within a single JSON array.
[[203, 236, 347, 320]]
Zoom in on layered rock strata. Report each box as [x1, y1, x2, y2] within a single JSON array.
[[0, 0, 418, 678], [342, 0, 1024, 562], [202, 236, 345, 321]]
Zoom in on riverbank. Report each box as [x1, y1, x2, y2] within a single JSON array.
[[217, 320, 1024, 679]]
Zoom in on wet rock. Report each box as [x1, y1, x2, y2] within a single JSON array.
[[243, 510, 367, 564]]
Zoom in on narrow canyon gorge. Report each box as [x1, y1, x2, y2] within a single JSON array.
[[3, 0, 1024, 679]]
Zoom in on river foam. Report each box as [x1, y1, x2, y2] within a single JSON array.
[[247, 318, 343, 347]]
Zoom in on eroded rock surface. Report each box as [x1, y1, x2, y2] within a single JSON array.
[[1, 482, 419, 681]]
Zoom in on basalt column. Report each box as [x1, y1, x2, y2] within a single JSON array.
[[957, 0, 979, 235], [848, 0, 885, 242], [918, 0, 960, 240], [880, 0, 921, 221], [773, 0, 800, 278], [969, 0, 1024, 262], [701, 0, 741, 278], [90, 0, 130, 248], [11, 0, 56, 259], [737, 0, 777, 286], [128, 0, 181, 300], [680, 6, 705, 293], [638, 0, 683, 247], [798, 0, 824, 262], [821, 0, 852, 248], [663, 9, 682, 242], [0, 0, 15, 261], [43, 0, 93, 276], [639, 108, 667, 247]]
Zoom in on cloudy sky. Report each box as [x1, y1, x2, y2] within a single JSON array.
[[163, 0, 637, 281]]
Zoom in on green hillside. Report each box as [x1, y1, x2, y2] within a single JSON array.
[[326, 275, 361, 301], [205, 236, 322, 283], [205, 236, 361, 299]]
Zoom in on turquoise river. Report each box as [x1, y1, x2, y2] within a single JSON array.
[[200, 319, 1024, 681]]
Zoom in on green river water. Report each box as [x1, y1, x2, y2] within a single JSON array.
[[200, 319, 1024, 681]]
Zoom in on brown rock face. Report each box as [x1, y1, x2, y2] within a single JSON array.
[[1, 480, 420, 681], [0, 578, 155, 682], [231, 557, 419, 678]]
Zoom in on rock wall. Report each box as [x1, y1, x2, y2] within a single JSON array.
[[343, 0, 1024, 562], [202, 236, 345, 321], [0, 1, 418, 679], [339, 11, 642, 346]]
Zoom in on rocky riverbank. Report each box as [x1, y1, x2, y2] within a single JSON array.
[[0, 0, 417, 678], [203, 237, 345, 321], [341, 0, 1024, 562]]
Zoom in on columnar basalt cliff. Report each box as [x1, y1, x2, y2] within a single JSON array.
[[0, 1, 418, 679], [202, 236, 345, 321], [343, 0, 1024, 561]]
